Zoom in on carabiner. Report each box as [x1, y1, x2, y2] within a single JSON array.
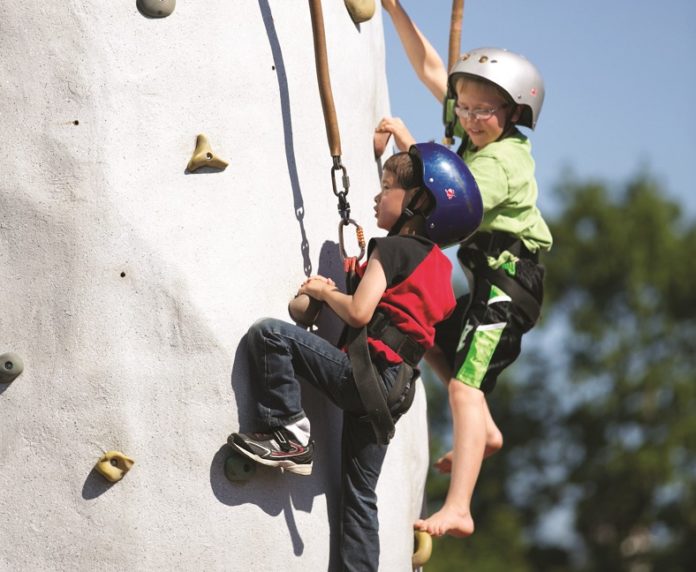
[[338, 218, 366, 262], [331, 157, 351, 222]]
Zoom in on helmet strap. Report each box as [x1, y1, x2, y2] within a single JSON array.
[[387, 208, 413, 237], [388, 189, 426, 237], [496, 104, 521, 142]]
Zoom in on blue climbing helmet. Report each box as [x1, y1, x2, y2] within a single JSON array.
[[408, 142, 483, 247]]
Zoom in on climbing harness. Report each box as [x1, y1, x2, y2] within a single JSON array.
[[344, 306, 421, 444], [341, 259, 420, 445], [443, 0, 465, 146], [459, 231, 541, 324], [308, 0, 365, 263]]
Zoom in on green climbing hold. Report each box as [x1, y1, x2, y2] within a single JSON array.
[[225, 452, 257, 482], [0, 352, 24, 383], [137, 0, 176, 19]]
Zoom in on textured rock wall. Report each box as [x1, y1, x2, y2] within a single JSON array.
[[0, 1, 429, 570]]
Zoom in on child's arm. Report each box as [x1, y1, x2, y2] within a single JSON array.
[[375, 117, 416, 153], [299, 249, 387, 328], [381, 0, 449, 102]]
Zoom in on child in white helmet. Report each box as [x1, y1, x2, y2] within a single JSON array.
[[379, 0, 553, 539]]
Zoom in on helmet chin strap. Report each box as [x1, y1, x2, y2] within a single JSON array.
[[387, 207, 414, 237], [496, 104, 520, 142], [388, 188, 427, 237]]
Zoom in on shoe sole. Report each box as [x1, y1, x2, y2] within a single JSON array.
[[229, 441, 313, 476]]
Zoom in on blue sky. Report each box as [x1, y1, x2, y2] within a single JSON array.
[[382, 0, 696, 218]]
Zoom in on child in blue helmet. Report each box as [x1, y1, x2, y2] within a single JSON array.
[[228, 143, 482, 571], [379, 0, 553, 539]]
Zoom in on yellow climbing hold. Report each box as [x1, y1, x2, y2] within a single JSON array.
[[412, 530, 432, 569], [0, 352, 24, 383], [137, 0, 176, 18], [95, 451, 135, 483], [344, 0, 375, 24], [187, 133, 229, 172]]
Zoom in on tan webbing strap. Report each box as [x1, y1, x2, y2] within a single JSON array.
[[444, 0, 464, 145], [308, 0, 341, 158], [308, 0, 365, 259], [447, 0, 465, 73]]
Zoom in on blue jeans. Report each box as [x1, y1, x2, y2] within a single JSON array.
[[246, 317, 404, 572]]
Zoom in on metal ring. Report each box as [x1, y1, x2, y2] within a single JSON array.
[[338, 218, 365, 261]]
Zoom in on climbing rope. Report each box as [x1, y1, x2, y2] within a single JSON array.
[[443, 0, 465, 146], [308, 0, 366, 263]]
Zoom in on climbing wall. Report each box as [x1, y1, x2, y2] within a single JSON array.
[[0, 1, 430, 570]]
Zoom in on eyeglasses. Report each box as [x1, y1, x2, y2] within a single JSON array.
[[454, 105, 506, 121]]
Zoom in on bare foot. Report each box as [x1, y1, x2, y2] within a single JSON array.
[[414, 506, 474, 538]]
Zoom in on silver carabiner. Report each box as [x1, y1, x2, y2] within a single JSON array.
[[338, 218, 366, 262]]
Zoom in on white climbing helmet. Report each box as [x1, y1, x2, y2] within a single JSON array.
[[448, 47, 545, 129]]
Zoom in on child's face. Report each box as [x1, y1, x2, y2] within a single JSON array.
[[455, 80, 517, 150], [374, 171, 414, 231]]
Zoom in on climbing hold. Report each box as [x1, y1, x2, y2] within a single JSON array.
[[186, 134, 229, 172], [224, 452, 257, 482], [344, 0, 375, 24], [373, 131, 391, 159], [0, 353, 24, 384], [95, 451, 135, 483], [137, 0, 176, 18], [288, 294, 322, 328], [412, 530, 432, 569]]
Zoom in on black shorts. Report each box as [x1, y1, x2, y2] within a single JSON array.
[[435, 256, 544, 394]]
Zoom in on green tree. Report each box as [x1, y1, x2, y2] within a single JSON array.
[[422, 174, 696, 571]]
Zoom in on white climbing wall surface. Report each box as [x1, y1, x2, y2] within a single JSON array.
[[0, 1, 430, 570]]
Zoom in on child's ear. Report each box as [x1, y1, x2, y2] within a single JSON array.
[[510, 105, 523, 124], [408, 188, 434, 214]]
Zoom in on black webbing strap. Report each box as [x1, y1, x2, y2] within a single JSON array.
[[479, 264, 541, 324], [367, 310, 425, 368], [346, 326, 396, 445], [459, 231, 541, 324], [470, 231, 539, 263], [342, 260, 422, 444]]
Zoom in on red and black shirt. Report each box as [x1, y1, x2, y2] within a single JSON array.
[[356, 235, 455, 365]]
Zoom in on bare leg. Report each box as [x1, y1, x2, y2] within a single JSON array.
[[415, 381, 487, 537], [435, 395, 503, 473]]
